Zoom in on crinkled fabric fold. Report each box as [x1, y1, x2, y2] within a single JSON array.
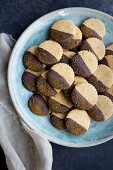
[[0, 33, 52, 170]]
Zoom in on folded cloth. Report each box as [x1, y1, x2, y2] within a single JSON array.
[[0, 33, 53, 170]]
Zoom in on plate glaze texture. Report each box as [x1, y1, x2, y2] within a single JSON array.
[[8, 7, 113, 147]]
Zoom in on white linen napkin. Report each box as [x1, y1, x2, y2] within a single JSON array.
[[0, 33, 53, 170]]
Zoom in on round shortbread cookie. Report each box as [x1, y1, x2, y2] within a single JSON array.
[[50, 19, 76, 41], [50, 112, 67, 130], [59, 51, 75, 64], [71, 50, 98, 78], [50, 20, 82, 49], [88, 95, 113, 121], [36, 71, 57, 97], [48, 91, 73, 113], [80, 38, 105, 60], [71, 82, 98, 110], [80, 18, 105, 39], [23, 45, 44, 72], [47, 63, 74, 90], [59, 26, 82, 49], [100, 55, 113, 72], [22, 69, 40, 92], [88, 64, 113, 92], [65, 109, 90, 135], [106, 44, 113, 55], [28, 94, 49, 116], [36, 40, 63, 65]]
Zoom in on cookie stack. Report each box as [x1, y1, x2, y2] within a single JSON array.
[[22, 18, 113, 135]]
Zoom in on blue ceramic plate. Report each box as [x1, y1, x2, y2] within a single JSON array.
[[8, 8, 113, 147]]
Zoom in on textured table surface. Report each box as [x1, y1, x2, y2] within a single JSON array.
[[1, 0, 113, 170]]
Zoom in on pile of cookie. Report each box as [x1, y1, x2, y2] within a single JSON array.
[[22, 18, 113, 135]]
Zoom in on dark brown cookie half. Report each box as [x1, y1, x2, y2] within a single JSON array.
[[23, 45, 44, 72], [88, 64, 113, 92], [59, 51, 75, 65], [50, 112, 66, 130], [22, 70, 38, 92], [48, 91, 73, 113], [80, 38, 105, 60], [71, 50, 98, 78], [99, 55, 113, 72], [28, 93, 49, 116], [65, 109, 90, 135], [102, 85, 113, 102], [36, 40, 63, 65], [36, 71, 57, 97], [47, 63, 74, 90], [88, 95, 113, 121], [106, 44, 113, 55], [71, 82, 98, 110], [80, 18, 105, 39]]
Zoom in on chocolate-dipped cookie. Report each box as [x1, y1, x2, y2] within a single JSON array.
[[88, 64, 113, 92], [29, 94, 49, 116], [50, 19, 76, 41], [50, 112, 66, 130], [48, 91, 73, 113], [88, 95, 113, 121], [23, 45, 44, 72], [102, 85, 113, 102], [64, 76, 87, 100], [106, 44, 113, 55], [81, 18, 105, 39], [36, 71, 57, 97], [59, 51, 75, 64], [47, 63, 74, 90], [71, 82, 98, 110], [71, 50, 98, 78], [99, 55, 113, 72], [36, 40, 63, 65], [80, 38, 105, 60], [59, 26, 82, 49], [22, 69, 39, 91], [50, 20, 82, 49], [65, 109, 90, 135]]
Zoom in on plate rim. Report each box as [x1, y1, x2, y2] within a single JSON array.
[[8, 7, 113, 147]]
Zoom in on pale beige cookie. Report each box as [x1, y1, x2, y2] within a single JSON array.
[[71, 82, 98, 110], [88, 95, 113, 121], [65, 109, 90, 135], [51, 19, 76, 39], [47, 63, 74, 90], [80, 38, 105, 60], [48, 91, 73, 113], [59, 26, 82, 49], [50, 20, 82, 49], [81, 18, 105, 39], [71, 50, 98, 78], [88, 64, 113, 92], [36, 40, 63, 65]]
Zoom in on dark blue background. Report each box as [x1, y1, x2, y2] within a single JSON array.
[[1, 0, 113, 170]]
